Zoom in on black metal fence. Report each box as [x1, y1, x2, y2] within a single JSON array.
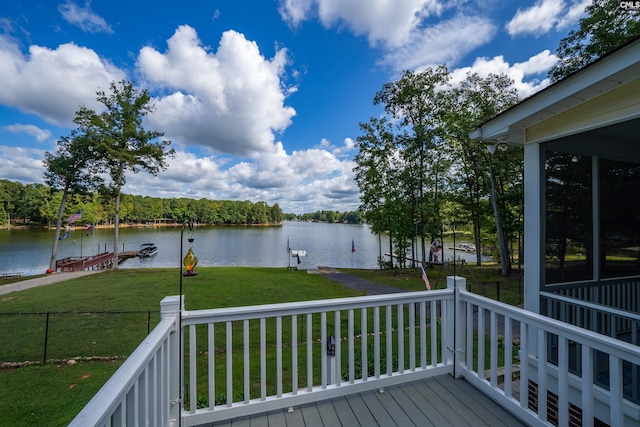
[[0, 311, 160, 365], [468, 279, 524, 306]]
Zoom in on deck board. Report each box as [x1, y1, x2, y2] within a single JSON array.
[[426, 375, 478, 426], [331, 396, 361, 426], [206, 375, 526, 427], [438, 376, 520, 427], [359, 389, 396, 426], [315, 399, 341, 426], [411, 378, 470, 426], [344, 393, 379, 426], [402, 381, 451, 426], [374, 386, 416, 426]]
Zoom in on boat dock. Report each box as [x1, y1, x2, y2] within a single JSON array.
[[55, 251, 140, 272]]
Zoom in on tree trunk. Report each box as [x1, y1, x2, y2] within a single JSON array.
[[473, 221, 482, 266], [113, 187, 120, 269], [49, 187, 69, 271], [112, 164, 125, 269], [488, 157, 512, 276]]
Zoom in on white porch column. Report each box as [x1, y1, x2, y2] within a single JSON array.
[[447, 276, 466, 379], [161, 295, 183, 427], [523, 143, 543, 314]]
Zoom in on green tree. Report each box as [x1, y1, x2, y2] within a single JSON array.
[[549, 0, 640, 82], [270, 203, 283, 224], [76, 80, 175, 269], [373, 67, 451, 266], [354, 117, 397, 267], [443, 72, 519, 274], [43, 133, 101, 271], [0, 180, 22, 225]]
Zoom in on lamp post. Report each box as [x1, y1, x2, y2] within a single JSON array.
[[178, 219, 195, 425]]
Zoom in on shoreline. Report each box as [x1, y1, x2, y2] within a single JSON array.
[[2, 222, 285, 231]]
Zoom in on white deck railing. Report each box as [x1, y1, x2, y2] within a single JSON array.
[[544, 276, 640, 314], [459, 286, 640, 427], [181, 288, 452, 426], [71, 277, 640, 427], [69, 296, 182, 427]]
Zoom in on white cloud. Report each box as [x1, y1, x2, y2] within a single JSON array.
[[58, 1, 114, 34], [506, 0, 589, 37], [118, 144, 360, 213], [0, 145, 46, 183], [557, 0, 591, 30], [380, 14, 496, 72], [3, 124, 51, 142], [278, 1, 495, 72], [0, 35, 125, 126], [317, 0, 442, 48], [278, 0, 315, 28], [450, 50, 557, 98], [279, 0, 442, 47], [121, 150, 231, 199], [316, 137, 356, 157], [138, 26, 297, 157]]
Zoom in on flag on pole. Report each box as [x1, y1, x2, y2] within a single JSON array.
[[420, 262, 431, 290], [59, 231, 69, 240], [351, 239, 356, 253], [66, 211, 82, 224], [84, 223, 94, 236], [287, 237, 290, 254]]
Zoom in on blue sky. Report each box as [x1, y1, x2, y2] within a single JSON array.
[[0, 0, 590, 213]]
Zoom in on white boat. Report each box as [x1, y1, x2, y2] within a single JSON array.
[[139, 243, 158, 257], [448, 242, 476, 253]]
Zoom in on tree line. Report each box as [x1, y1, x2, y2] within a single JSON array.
[[285, 210, 363, 224], [0, 179, 283, 227]]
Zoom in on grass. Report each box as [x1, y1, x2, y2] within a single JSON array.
[[0, 265, 520, 425], [0, 267, 361, 312], [344, 262, 524, 306], [0, 360, 122, 427]]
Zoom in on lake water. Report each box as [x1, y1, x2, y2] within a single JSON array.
[[0, 221, 485, 276]]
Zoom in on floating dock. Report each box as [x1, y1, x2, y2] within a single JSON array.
[[55, 251, 140, 272]]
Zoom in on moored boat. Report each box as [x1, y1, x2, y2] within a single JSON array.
[[139, 243, 158, 257]]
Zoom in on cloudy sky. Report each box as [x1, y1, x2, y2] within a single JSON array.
[[0, 0, 589, 213]]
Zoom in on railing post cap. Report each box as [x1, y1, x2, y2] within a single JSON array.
[[446, 276, 467, 290], [160, 295, 183, 316]]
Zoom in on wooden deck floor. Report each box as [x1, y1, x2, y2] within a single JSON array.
[[203, 375, 526, 427]]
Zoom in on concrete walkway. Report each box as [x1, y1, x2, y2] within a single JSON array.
[[0, 270, 104, 296], [311, 266, 407, 295]]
